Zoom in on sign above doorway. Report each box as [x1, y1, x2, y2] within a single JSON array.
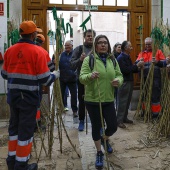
[[83, 0, 88, 4], [84, 5, 98, 11]]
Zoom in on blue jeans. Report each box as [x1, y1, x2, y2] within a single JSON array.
[[64, 86, 69, 107], [60, 81, 78, 112]]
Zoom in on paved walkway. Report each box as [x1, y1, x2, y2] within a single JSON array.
[[63, 110, 98, 169], [64, 105, 113, 170]]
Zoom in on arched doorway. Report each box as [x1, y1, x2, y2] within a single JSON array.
[[22, 0, 151, 87]]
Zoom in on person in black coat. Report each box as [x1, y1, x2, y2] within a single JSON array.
[[59, 40, 78, 117], [112, 42, 121, 110], [116, 41, 144, 128]]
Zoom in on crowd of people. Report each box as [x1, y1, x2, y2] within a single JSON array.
[[1, 20, 170, 170]]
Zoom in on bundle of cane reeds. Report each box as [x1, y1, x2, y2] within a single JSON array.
[[156, 21, 170, 138], [47, 8, 80, 159], [135, 16, 145, 118], [33, 8, 81, 162], [138, 20, 170, 142], [136, 20, 165, 123]]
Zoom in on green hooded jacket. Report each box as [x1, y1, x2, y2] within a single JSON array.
[[79, 53, 123, 103]]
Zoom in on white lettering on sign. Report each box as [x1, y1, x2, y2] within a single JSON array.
[[85, 5, 98, 11], [83, 0, 88, 4]]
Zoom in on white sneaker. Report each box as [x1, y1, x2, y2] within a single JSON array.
[[64, 107, 69, 111]]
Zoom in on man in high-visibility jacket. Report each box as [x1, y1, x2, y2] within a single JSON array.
[[1, 21, 60, 170], [136, 37, 168, 118]]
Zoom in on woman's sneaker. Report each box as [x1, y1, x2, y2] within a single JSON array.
[[95, 151, 104, 169], [101, 138, 113, 153]]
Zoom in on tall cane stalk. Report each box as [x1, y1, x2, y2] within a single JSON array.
[[135, 15, 145, 118], [48, 8, 80, 159], [87, 1, 110, 169]]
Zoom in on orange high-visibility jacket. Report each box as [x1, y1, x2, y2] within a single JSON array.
[[136, 49, 166, 77], [1, 41, 56, 106]]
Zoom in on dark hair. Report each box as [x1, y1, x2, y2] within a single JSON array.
[[83, 29, 96, 38], [19, 29, 32, 39], [113, 42, 121, 53], [94, 34, 111, 54], [121, 40, 129, 51], [36, 38, 43, 44]]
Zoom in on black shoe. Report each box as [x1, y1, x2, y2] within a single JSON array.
[[6, 158, 15, 170], [118, 123, 126, 128], [141, 110, 145, 117], [7, 164, 15, 170], [123, 118, 133, 124], [73, 112, 78, 118], [27, 163, 38, 170], [152, 113, 159, 119]]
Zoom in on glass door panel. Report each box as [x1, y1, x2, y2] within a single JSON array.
[[104, 0, 116, 6], [77, 0, 84, 5], [91, 0, 103, 5], [117, 0, 128, 6], [64, 0, 76, 4], [49, 0, 62, 4]]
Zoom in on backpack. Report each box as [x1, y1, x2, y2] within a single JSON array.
[[78, 45, 117, 71], [89, 53, 117, 71]]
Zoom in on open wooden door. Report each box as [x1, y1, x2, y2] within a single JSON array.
[[22, 0, 49, 52], [129, 0, 151, 88], [22, 0, 151, 89]]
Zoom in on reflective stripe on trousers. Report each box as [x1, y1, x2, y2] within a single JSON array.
[[6, 100, 37, 169]]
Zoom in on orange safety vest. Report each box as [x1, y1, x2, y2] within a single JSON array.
[[137, 49, 165, 62], [137, 49, 165, 115]]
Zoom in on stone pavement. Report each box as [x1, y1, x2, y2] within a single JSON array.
[[64, 106, 114, 170], [1, 95, 170, 169]]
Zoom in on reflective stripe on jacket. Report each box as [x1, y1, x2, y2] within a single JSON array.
[[1, 41, 56, 105]]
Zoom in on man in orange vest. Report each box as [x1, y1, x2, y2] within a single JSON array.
[[136, 37, 169, 118], [1, 21, 59, 170]]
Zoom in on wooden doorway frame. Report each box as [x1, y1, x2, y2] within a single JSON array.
[[22, 0, 151, 87]]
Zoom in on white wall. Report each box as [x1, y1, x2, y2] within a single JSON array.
[[0, 0, 7, 57], [151, 0, 161, 25], [48, 11, 127, 53], [0, 0, 22, 94], [76, 11, 126, 49], [9, 0, 22, 29], [0, 0, 7, 94], [163, 0, 170, 24]]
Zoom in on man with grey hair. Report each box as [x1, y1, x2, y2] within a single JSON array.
[[59, 40, 78, 117], [136, 37, 168, 118], [117, 41, 144, 128]]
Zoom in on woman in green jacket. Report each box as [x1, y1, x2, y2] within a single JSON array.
[[79, 35, 123, 169]]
